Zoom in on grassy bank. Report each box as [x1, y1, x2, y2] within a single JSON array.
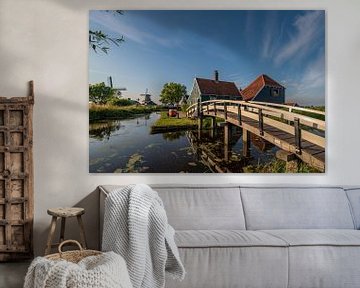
[[89, 104, 162, 121], [151, 112, 197, 134], [243, 159, 319, 173], [295, 106, 325, 121]]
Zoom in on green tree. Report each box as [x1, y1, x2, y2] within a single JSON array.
[[159, 82, 187, 107], [89, 82, 115, 104], [89, 10, 124, 54]]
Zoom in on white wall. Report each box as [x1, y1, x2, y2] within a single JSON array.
[[0, 0, 359, 256]]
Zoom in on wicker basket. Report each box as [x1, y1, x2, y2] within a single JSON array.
[[45, 240, 102, 263]]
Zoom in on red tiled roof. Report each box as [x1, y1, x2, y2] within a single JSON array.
[[285, 102, 298, 107], [196, 78, 241, 97], [240, 74, 284, 101]]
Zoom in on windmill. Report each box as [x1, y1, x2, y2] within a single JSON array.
[[107, 76, 127, 97], [140, 88, 151, 104]]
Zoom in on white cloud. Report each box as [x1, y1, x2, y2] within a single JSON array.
[[301, 53, 325, 89], [283, 53, 325, 105], [226, 72, 256, 88], [275, 11, 324, 65], [262, 32, 273, 59], [261, 12, 279, 59]]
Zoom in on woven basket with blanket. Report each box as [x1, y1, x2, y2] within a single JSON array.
[[24, 240, 133, 288]]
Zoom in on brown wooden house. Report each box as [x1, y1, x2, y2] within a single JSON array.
[[188, 70, 241, 105], [240, 74, 285, 104]]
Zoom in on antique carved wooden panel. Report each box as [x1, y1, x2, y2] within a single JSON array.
[[0, 81, 34, 261]]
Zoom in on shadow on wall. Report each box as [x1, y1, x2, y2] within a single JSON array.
[[47, 0, 157, 10], [0, 0, 155, 257], [31, 87, 90, 255], [38, 188, 100, 256]]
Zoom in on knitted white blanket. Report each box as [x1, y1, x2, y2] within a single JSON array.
[[24, 251, 132, 288], [102, 184, 185, 288]]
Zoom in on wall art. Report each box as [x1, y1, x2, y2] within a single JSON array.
[[89, 10, 325, 173]]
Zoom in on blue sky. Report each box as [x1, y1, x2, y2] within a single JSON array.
[[89, 10, 325, 106]]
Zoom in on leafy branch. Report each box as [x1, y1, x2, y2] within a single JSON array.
[[89, 10, 125, 54], [89, 31, 124, 54]]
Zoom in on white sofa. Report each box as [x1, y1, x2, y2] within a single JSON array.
[[99, 185, 360, 288]]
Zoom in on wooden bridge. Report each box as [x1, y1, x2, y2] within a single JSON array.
[[186, 100, 325, 172]]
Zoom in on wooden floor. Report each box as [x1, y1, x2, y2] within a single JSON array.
[[205, 110, 325, 172]]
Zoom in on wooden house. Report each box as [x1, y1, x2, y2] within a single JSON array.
[[240, 74, 285, 104], [188, 70, 241, 105]]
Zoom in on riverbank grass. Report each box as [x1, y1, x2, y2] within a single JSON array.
[[151, 112, 197, 134], [89, 104, 162, 121], [243, 159, 319, 173]]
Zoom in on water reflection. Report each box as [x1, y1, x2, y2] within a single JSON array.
[[89, 113, 279, 173], [162, 131, 186, 141], [89, 120, 122, 141], [251, 134, 274, 152]]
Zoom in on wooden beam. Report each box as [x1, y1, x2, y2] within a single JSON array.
[[237, 103, 242, 125], [224, 123, 230, 162], [258, 109, 264, 136], [28, 81, 34, 104], [294, 117, 301, 154], [242, 128, 251, 158]]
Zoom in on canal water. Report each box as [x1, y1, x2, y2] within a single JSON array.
[[89, 112, 279, 173]]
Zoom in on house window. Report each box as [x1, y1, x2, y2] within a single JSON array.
[[272, 88, 280, 97]]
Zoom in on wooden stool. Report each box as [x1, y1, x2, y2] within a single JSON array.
[[45, 207, 87, 255]]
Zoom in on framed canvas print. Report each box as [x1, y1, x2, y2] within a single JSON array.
[[89, 10, 325, 173]]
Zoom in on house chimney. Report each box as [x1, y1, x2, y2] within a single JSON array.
[[214, 70, 219, 82]]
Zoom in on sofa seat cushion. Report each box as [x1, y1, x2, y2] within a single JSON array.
[[262, 229, 360, 246], [175, 230, 288, 248]]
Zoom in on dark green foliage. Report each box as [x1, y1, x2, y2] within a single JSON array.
[[89, 105, 162, 121], [159, 83, 187, 106], [181, 103, 189, 112], [108, 97, 134, 106], [89, 82, 115, 104]]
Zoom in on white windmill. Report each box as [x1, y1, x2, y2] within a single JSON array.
[[140, 88, 156, 105]]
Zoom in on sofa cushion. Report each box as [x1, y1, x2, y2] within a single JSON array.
[[165, 247, 288, 288], [287, 246, 360, 288], [261, 230, 360, 288], [100, 185, 246, 230], [345, 188, 360, 229], [262, 229, 360, 246], [154, 186, 246, 230], [241, 187, 355, 230], [175, 230, 288, 248]]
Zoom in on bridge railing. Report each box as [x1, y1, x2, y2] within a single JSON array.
[[249, 101, 325, 117], [186, 99, 326, 150]]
